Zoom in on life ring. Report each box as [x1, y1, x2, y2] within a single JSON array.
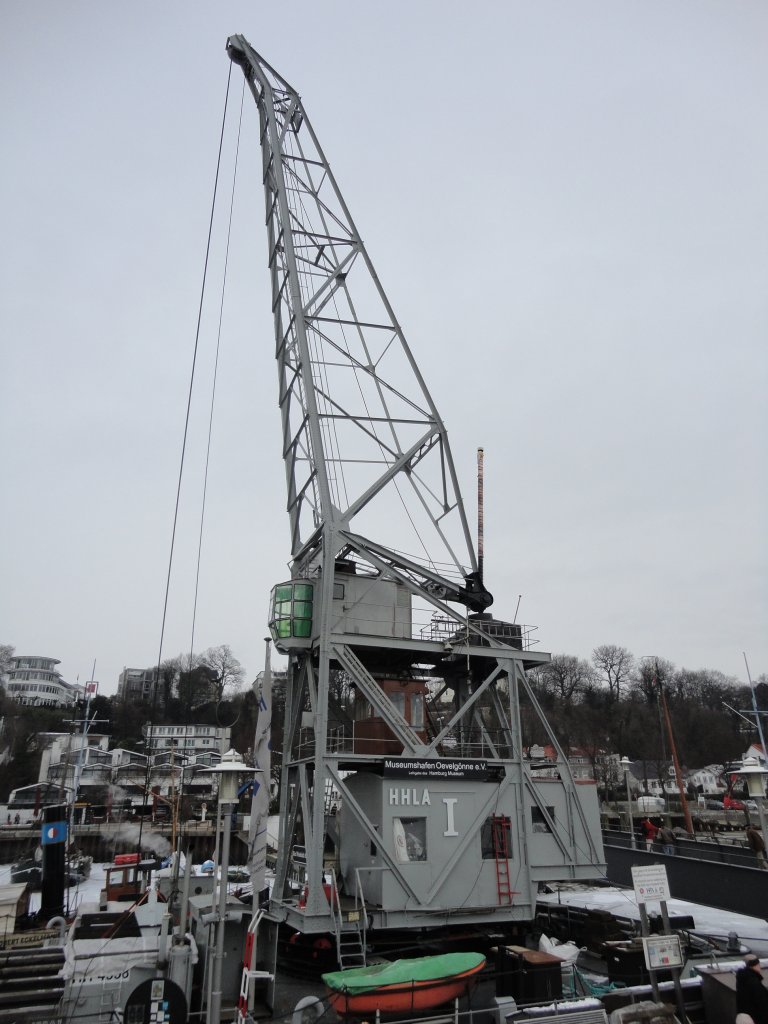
[[292, 995, 323, 1024]]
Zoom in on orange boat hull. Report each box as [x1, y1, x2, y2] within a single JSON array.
[[327, 963, 484, 1017]]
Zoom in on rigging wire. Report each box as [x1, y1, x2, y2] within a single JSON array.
[[136, 61, 234, 858], [187, 76, 245, 669], [158, 79, 248, 898]]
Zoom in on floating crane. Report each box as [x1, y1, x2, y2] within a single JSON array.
[[226, 35, 605, 969]]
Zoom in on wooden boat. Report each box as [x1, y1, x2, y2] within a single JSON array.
[[323, 952, 486, 1016]]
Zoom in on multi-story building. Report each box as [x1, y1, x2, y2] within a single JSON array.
[[117, 667, 160, 704], [11, 738, 223, 816], [5, 656, 83, 707], [142, 723, 231, 758], [38, 732, 111, 788]]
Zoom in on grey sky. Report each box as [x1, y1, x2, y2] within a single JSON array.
[[1, 2, 766, 696]]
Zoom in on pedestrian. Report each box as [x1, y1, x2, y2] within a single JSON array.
[[640, 817, 658, 851], [13, 813, 19, 825], [736, 955, 768, 1024], [658, 824, 676, 855], [746, 825, 768, 870]]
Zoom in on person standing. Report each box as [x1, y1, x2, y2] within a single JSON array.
[[736, 955, 768, 1024], [658, 824, 676, 855], [641, 817, 658, 851], [746, 825, 768, 870]]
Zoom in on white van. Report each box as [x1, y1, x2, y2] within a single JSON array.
[[636, 795, 665, 813]]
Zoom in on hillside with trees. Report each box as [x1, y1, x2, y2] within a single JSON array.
[[0, 639, 765, 802]]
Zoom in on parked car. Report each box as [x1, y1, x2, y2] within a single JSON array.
[[723, 795, 746, 811], [705, 798, 724, 810]]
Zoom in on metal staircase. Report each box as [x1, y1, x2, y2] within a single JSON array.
[[328, 868, 367, 969]]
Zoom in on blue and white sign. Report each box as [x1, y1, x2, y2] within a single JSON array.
[[41, 820, 68, 845]]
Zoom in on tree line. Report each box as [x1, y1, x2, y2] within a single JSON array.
[[0, 640, 765, 802], [523, 644, 767, 783]]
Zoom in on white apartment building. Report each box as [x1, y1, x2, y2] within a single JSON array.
[[38, 732, 111, 787], [5, 656, 83, 707], [142, 723, 231, 758]]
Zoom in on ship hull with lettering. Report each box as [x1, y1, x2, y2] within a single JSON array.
[[57, 861, 197, 1023]]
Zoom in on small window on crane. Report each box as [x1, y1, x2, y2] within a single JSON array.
[[531, 806, 555, 834], [269, 580, 315, 646]]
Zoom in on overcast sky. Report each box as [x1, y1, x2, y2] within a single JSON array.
[[1, 2, 766, 696]]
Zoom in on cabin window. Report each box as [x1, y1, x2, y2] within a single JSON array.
[[531, 806, 555, 833], [391, 692, 405, 718], [481, 816, 512, 859], [393, 817, 427, 862], [270, 581, 314, 640]]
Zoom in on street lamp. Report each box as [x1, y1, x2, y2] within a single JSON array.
[[620, 756, 636, 848], [203, 749, 258, 1024], [733, 757, 768, 840]]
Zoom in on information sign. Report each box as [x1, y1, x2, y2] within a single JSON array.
[[642, 933, 684, 972], [631, 864, 670, 903], [382, 758, 491, 780]]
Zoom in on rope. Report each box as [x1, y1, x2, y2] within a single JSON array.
[[137, 60, 233, 858], [188, 74, 245, 666]]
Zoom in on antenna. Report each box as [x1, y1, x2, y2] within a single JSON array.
[[513, 594, 522, 625], [477, 447, 484, 585], [744, 653, 768, 761]]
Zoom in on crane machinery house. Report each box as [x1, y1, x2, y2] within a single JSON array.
[[226, 34, 605, 959]]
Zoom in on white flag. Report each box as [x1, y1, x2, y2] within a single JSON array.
[[248, 640, 273, 894]]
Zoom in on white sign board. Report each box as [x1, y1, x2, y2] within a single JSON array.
[[643, 933, 683, 972], [631, 864, 670, 903]]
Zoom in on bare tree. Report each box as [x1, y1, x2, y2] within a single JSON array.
[[670, 668, 736, 709], [199, 645, 245, 703], [592, 645, 634, 703], [541, 654, 597, 703], [156, 657, 183, 708], [631, 657, 675, 704]]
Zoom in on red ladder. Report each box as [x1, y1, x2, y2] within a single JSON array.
[[491, 815, 514, 905]]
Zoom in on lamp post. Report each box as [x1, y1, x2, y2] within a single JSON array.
[[620, 756, 636, 848], [734, 757, 768, 842], [204, 749, 255, 1024]]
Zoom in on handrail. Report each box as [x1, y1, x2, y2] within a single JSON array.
[[353, 867, 367, 959], [328, 866, 343, 960]]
